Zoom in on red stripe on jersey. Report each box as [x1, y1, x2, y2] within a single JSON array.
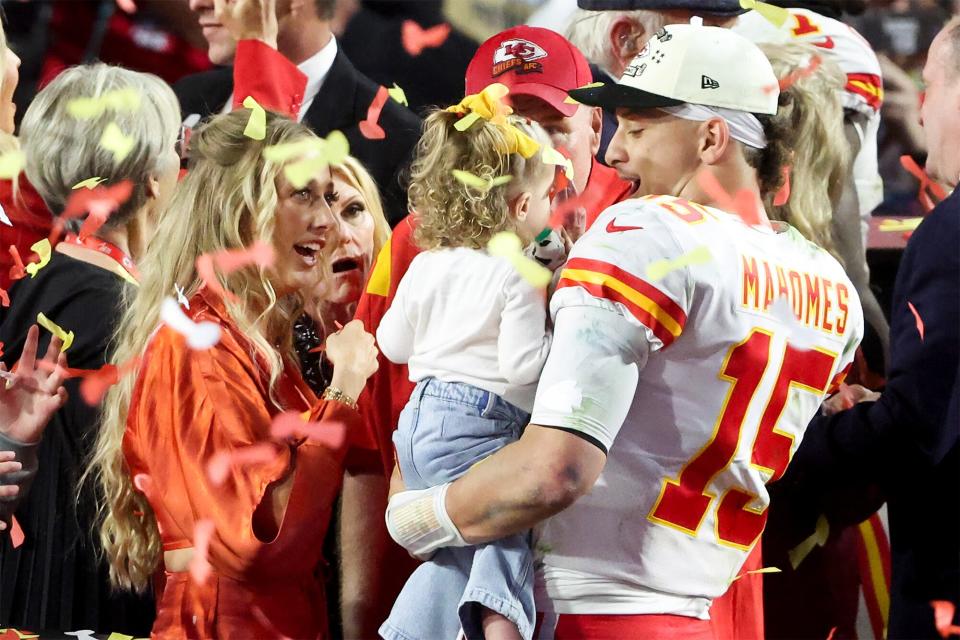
[[565, 257, 687, 323], [846, 73, 883, 111]]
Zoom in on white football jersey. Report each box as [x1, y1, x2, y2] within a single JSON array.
[[735, 8, 884, 229], [530, 196, 864, 617]]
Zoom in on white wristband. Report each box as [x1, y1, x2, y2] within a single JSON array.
[[385, 483, 468, 559]]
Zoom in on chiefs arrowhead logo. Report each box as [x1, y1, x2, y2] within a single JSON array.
[[606, 218, 644, 233], [492, 38, 548, 77]]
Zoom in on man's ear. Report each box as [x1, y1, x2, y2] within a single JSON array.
[[589, 106, 603, 156], [699, 118, 731, 165], [608, 17, 642, 75], [510, 191, 532, 222], [145, 175, 161, 200]]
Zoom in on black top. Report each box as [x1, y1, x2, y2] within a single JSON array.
[[779, 187, 960, 638], [0, 251, 154, 634], [174, 48, 423, 227]]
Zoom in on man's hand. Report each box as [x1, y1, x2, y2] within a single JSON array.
[[214, 0, 278, 49], [822, 383, 880, 416], [0, 325, 68, 444]]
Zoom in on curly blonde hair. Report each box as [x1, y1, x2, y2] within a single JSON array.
[[761, 43, 850, 260], [410, 110, 554, 251], [86, 110, 320, 592]]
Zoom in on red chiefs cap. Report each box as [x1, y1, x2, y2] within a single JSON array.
[[465, 26, 593, 118]]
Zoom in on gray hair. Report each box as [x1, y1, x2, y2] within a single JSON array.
[[565, 8, 667, 77], [19, 63, 181, 231]]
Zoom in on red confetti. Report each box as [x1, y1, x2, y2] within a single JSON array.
[[195, 241, 275, 303], [115, 0, 137, 13], [0, 341, 3, 358], [206, 442, 280, 486], [189, 518, 215, 585], [308, 343, 325, 354], [907, 301, 925, 341], [401, 20, 451, 57], [0, 288, 8, 307], [359, 86, 389, 140], [900, 155, 947, 214], [9, 515, 23, 548], [932, 600, 960, 638], [766, 54, 823, 93], [696, 170, 764, 226], [36, 357, 140, 405], [773, 165, 791, 207], [270, 411, 347, 450], [825, 627, 837, 640], [61, 180, 134, 240], [8, 245, 25, 281]]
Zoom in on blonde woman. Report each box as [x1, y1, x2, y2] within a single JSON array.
[[90, 110, 379, 638], [378, 96, 556, 640], [0, 63, 181, 633], [761, 42, 889, 364]]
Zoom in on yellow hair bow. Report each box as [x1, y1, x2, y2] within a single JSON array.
[[445, 83, 540, 159]]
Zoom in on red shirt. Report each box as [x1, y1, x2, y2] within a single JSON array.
[[0, 177, 53, 292]]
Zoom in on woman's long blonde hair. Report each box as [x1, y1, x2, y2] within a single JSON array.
[[410, 111, 553, 251], [87, 110, 319, 592], [0, 20, 16, 155], [761, 43, 850, 260]]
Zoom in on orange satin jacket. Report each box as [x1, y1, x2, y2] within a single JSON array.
[[123, 291, 378, 638]]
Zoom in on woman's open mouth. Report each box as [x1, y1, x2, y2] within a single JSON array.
[[332, 257, 361, 274], [294, 243, 322, 267]]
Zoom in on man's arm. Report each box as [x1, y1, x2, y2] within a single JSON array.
[[446, 424, 606, 543]]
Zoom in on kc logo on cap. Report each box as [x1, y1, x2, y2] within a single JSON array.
[[492, 38, 548, 77]]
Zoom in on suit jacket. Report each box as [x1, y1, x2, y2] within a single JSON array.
[[174, 48, 422, 226], [783, 187, 960, 638]]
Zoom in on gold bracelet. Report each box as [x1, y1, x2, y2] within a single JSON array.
[[322, 386, 357, 410]]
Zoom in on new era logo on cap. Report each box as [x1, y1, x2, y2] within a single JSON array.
[[492, 38, 548, 77], [701, 75, 719, 90]]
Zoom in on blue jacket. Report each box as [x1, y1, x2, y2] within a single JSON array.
[[784, 187, 959, 639]]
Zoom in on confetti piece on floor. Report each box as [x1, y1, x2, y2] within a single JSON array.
[[487, 231, 552, 288], [207, 442, 280, 486], [72, 177, 107, 190], [0, 150, 24, 180], [241, 96, 266, 140], [66, 89, 141, 120], [646, 245, 712, 281], [739, 0, 789, 26], [387, 84, 408, 107], [9, 516, 23, 548], [100, 123, 136, 163], [732, 566, 782, 582], [36, 312, 74, 352], [189, 519, 215, 585], [195, 242, 275, 303], [24, 239, 51, 278], [788, 514, 830, 569], [907, 301, 924, 341], [359, 86, 389, 140], [401, 20, 451, 56], [160, 298, 222, 350], [0, 203, 10, 226], [270, 411, 348, 449], [452, 170, 512, 193], [878, 217, 923, 233], [932, 600, 960, 638]]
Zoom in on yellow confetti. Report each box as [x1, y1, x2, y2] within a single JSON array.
[[540, 145, 575, 182], [646, 245, 713, 281], [66, 88, 141, 119], [564, 82, 605, 105], [454, 112, 483, 132], [106, 634, 134, 640], [280, 131, 351, 189], [241, 96, 266, 141], [451, 169, 513, 193], [732, 566, 782, 582], [739, 0, 790, 27], [788, 514, 829, 569], [487, 231, 552, 289], [263, 138, 324, 163], [24, 239, 51, 278], [387, 83, 408, 107], [99, 123, 135, 163], [878, 217, 923, 233], [37, 312, 75, 352], [0, 150, 25, 180], [72, 176, 107, 190]]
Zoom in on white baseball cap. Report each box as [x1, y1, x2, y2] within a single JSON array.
[[569, 23, 779, 115]]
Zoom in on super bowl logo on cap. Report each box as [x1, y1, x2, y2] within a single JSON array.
[[492, 38, 548, 77]]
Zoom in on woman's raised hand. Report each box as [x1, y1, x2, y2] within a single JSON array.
[[0, 325, 68, 445], [325, 320, 379, 401]]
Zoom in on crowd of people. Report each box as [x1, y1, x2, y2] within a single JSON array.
[[0, 0, 956, 639]]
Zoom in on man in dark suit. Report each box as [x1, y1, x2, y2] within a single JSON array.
[[175, 0, 421, 225], [780, 17, 960, 639]]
